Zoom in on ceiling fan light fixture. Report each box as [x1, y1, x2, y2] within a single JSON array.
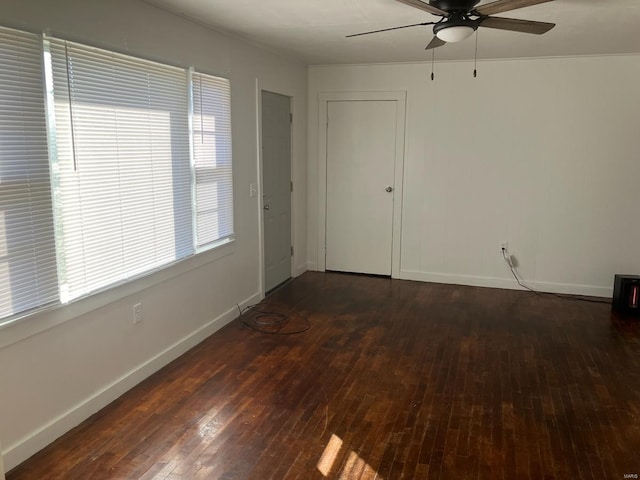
[[436, 25, 475, 43]]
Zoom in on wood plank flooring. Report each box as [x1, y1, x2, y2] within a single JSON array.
[[7, 272, 640, 479]]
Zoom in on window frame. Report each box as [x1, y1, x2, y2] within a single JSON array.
[[0, 27, 59, 321], [189, 69, 235, 253], [0, 28, 236, 331]]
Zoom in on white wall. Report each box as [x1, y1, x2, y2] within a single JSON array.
[[0, 0, 307, 471], [308, 56, 640, 296]]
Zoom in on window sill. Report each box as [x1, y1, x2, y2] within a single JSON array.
[[0, 239, 235, 350]]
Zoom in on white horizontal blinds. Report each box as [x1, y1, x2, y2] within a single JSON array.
[[48, 39, 192, 301], [192, 72, 234, 248], [0, 28, 58, 319]]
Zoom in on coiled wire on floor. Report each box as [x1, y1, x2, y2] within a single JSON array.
[[237, 304, 310, 335]]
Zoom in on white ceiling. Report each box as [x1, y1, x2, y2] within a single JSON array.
[[144, 0, 640, 64]]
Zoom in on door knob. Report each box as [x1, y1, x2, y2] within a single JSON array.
[[264, 204, 270, 210], [386, 186, 393, 193]]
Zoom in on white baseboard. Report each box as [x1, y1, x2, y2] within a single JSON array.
[[398, 270, 612, 298], [2, 292, 261, 472], [306, 261, 318, 271], [294, 263, 309, 277]]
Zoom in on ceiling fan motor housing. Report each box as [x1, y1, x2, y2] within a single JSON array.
[[430, 0, 483, 37], [433, 11, 482, 35], [430, 0, 481, 12]]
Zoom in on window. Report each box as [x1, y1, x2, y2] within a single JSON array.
[[191, 72, 234, 249], [0, 27, 234, 321], [0, 28, 58, 319], [46, 39, 193, 302]]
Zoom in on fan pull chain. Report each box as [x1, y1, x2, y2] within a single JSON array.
[[473, 30, 479, 78], [431, 49, 435, 81]]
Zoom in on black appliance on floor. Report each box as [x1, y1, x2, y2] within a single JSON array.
[[613, 274, 640, 316]]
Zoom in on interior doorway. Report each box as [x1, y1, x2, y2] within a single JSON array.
[[325, 100, 398, 275], [261, 90, 292, 292], [317, 91, 406, 277]]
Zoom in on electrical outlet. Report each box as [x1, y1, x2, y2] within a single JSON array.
[[499, 241, 508, 253], [133, 303, 143, 325]]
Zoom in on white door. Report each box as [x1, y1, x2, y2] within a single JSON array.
[[325, 100, 397, 275], [262, 91, 292, 292]]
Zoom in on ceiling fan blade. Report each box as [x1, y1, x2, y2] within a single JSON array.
[[480, 16, 555, 34], [395, 0, 447, 16], [346, 22, 436, 38], [475, 0, 554, 16], [425, 36, 446, 50]]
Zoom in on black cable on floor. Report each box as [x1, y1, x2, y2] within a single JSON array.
[[236, 303, 310, 335]]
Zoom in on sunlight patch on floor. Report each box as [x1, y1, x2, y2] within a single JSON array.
[[317, 434, 343, 476], [317, 434, 381, 479]]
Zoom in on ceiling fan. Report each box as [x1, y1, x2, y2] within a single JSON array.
[[347, 0, 556, 49]]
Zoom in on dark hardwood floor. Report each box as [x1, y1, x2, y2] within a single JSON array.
[[7, 272, 640, 479]]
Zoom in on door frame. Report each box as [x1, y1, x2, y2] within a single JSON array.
[[256, 81, 294, 298], [317, 91, 407, 277], [1, 439, 5, 480]]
